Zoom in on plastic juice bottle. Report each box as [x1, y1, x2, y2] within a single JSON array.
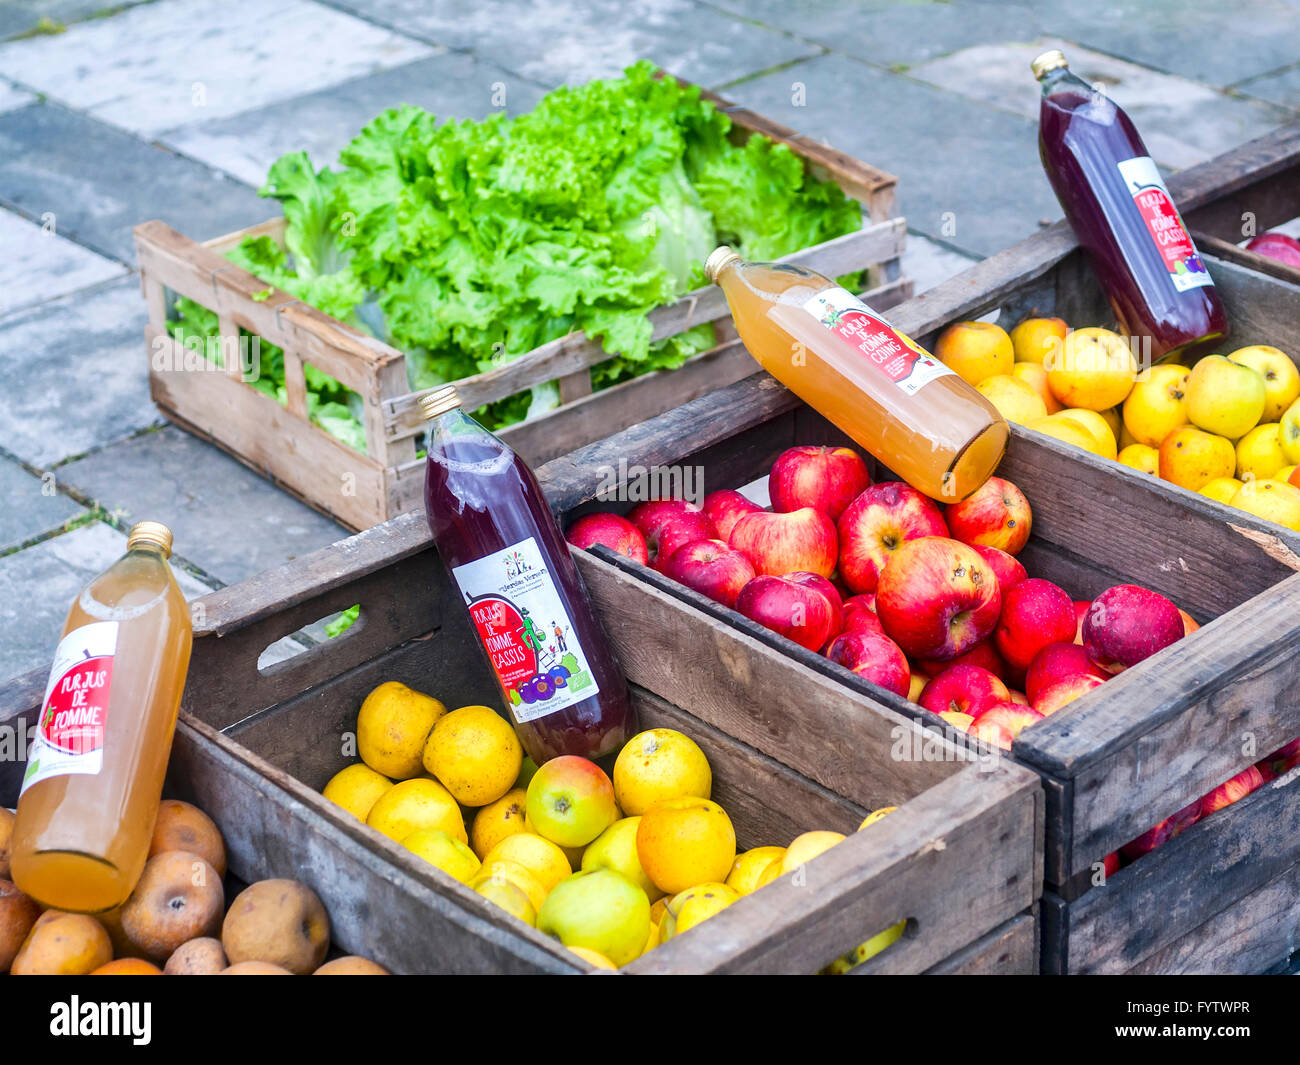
[[11, 521, 193, 913], [1034, 49, 1228, 360], [421, 385, 636, 764], [705, 248, 1009, 501]]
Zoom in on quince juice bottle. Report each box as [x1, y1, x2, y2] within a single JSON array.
[[1034, 49, 1227, 360], [11, 521, 192, 913], [705, 248, 1008, 501], [421, 385, 636, 764]]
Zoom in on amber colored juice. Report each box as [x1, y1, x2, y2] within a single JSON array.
[[10, 541, 192, 913], [712, 256, 1008, 500]]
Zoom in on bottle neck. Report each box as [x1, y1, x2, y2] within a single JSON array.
[[1039, 64, 1093, 98]]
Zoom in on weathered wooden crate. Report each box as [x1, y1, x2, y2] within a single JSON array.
[[534, 249, 1300, 975], [0, 513, 1041, 975], [131, 85, 911, 533]]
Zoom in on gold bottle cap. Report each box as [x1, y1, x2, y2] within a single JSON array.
[[704, 245, 742, 284], [418, 384, 463, 420], [126, 521, 173, 557], [1031, 49, 1068, 80]]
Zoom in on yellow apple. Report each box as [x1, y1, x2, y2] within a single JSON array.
[[1118, 443, 1158, 474], [975, 374, 1048, 424], [1122, 364, 1190, 447], [582, 817, 662, 901], [1009, 316, 1068, 366], [1052, 408, 1118, 460], [1228, 345, 1300, 423], [1198, 476, 1244, 505], [1158, 426, 1236, 491], [935, 321, 1014, 386], [1281, 397, 1300, 464], [537, 869, 651, 967], [1228, 478, 1300, 532], [1046, 327, 1137, 411], [1185, 355, 1267, 440], [1235, 423, 1288, 481], [1027, 414, 1099, 454], [1012, 361, 1063, 414]]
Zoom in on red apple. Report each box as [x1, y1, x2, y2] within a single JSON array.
[[1033, 673, 1104, 716], [663, 538, 757, 609], [1024, 641, 1109, 704], [702, 489, 763, 541], [1101, 851, 1121, 878], [919, 636, 1008, 681], [836, 481, 948, 594], [1261, 737, 1300, 778], [628, 497, 704, 539], [769, 445, 871, 520], [876, 538, 1001, 661], [968, 702, 1044, 749], [1246, 230, 1300, 268], [628, 499, 717, 572], [945, 476, 1032, 555], [729, 507, 837, 578], [918, 664, 1010, 719], [1121, 800, 1201, 861], [824, 630, 910, 697], [971, 544, 1026, 594], [1072, 600, 1090, 644], [994, 578, 1076, 672], [1199, 766, 1266, 818], [840, 593, 880, 636], [1083, 584, 1184, 673], [735, 572, 841, 652], [566, 512, 649, 565]]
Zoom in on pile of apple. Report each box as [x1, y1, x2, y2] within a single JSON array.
[[938, 316, 1300, 533]]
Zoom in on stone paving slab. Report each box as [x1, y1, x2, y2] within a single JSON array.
[[0, 207, 126, 319], [57, 425, 346, 587], [0, 75, 31, 112], [1236, 62, 1300, 112], [0, 454, 84, 554], [900, 231, 979, 295], [726, 53, 1063, 258], [332, 0, 821, 88], [0, 0, 434, 137], [0, 520, 215, 686], [0, 102, 265, 264], [910, 39, 1295, 171], [162, 51, 549, 188], [0, 277, 160, 467], [0, 0, 152, 41]]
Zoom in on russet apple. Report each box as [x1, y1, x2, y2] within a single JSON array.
[[837, 481, 948, 593], [525, 756, 619, 848], [944, 476, 1032, 555], [919, 636, 1008, 681], [995, 578, 1077, 672], [566, 513, 649, 565], [971, 544, 1026, 594], [968, 702, 1044, 750], [918, 664, 1010, 719], [735, 572, 842, 652], [1032, 673, 1104, 716], [1083, 584, 1184, 673], [702, 490, 763, 541], [769, 445, 871, 520], [875, 537, 1001, 661], [1024, 641, 1108, 704], [1199, 765, 1266, 817], [824, 630, 911, 697], [663, 538, 756, 609], [729, 507, 837, 578]]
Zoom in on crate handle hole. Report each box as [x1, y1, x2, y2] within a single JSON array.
[[256, 604, 365, 677], [835, 916, 916, 973]]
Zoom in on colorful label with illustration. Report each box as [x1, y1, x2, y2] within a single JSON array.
[[22, 621, 118, 795], [802, 287, 955, 395], [1118, 156, 1214, 293], [452, 537, 598, 723]]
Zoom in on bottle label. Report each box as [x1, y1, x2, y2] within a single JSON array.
[[802, 288, 955, 395], [1117, 156, 1214, 293], [451, 537, 600, 723], [22, 621, 118, 795]]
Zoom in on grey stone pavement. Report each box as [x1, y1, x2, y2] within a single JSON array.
[[0, 0, 1298, 684]]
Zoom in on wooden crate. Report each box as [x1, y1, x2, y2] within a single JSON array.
[[532, 250, 1300, 975], [0, 512, 1041, 975], [131, 85, 911, 533]]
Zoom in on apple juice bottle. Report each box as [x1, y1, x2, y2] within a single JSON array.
[[1034, 49, 1227, 360], [705, 247, 1009, 501], [421, 385, 636, 764]]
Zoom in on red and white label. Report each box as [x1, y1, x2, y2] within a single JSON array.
[[802, 287, 954, 396], [22, 621, 118, 794], [1118, 156, 1215, 293]]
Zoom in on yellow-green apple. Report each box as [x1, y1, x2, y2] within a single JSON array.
[[1199, 765, 1265, 817], [875, 537, 1001, 660], [968, 702, 1044, 750], [735, 572, 842, 652], [525, 756, 619, 848], [581, 817, 662, 901], [1282, 397, 1300, 464], [1227, 345, 1300, 423], [1032, 673, 1104, 716], [919, 636, 1008, 681], [840, 593, 881, 637], [939, 710, 975, 732], [1121, 363, 1190, 448], [769, 445, 871, 520], [627, 499, 717, 573], [1185, 354, 1267, 439], [1072, 600, 1090, 644], [1009, 690, 1029, 704], [566, 513, 649, 565], [824, 630, 910, 697], [1120, 800, 1201, 860], [537, 868, 651, 967], [994, 578, 1076, 672], [729, 507, 837, 578], [918, 664, 1010, 719], [1025, 641, 1108, 703], [702, 489, 763, 541], [663, 538, 756, 609], [837, 481, 948, 593], [1082, 584, 1184, 673], [944, 477, 1032, 555], [970, 544, 1026, 593]]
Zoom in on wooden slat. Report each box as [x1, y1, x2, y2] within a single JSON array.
[[923, 910, 1038, 975], [1192, 229, 1300, 288]]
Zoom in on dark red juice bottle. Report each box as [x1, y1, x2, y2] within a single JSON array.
[[421, 384, 635, 764], [1034, 49, 1227, 361]]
